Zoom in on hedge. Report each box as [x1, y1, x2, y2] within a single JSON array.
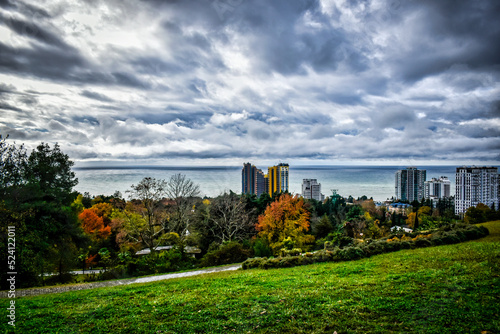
[[242, 224, 489, 270]]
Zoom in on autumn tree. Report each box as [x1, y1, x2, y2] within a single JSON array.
[[78, 209, 111, 241], [122, 177, 169, 252], [89, 202, 114, 225], [256, 193, 313, 255]]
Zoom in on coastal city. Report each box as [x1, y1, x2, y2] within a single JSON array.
[[1, 0, 499, 332], [242, 162, 500, 219]]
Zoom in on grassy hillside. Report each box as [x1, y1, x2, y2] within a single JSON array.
[[2, 221, 499, 334]]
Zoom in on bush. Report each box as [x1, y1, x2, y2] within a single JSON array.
[[241, 224, 491, 272], [261, 258, 281, 269], [44, 273, 75, 285], [415, 238, 432, 248], [253, 238, 272, 258], [400, 241, 412, 249], [279, 256, 302, 268], [338, 247, 365, 261], [242, 257, 267, 270], [200, 241, 251, 267], [430, 236, 444, 246], [281, 248, 302, 257], [312, 250, 334, 263], [363, 241, 386, 256], [440, 233, 461, 245], [384, 241, 402, 252], [301, 256, 314, 265], [324, 241, 334, 251]]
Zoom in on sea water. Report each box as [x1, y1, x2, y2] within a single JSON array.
[[73, 165, 461, 201]]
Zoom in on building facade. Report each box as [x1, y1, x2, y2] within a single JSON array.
[[424, 176, 451, 200], [267, 163, 289, 196], [241, 163, 266, 196], [395, 167, 426, 202], [455, 166, 499, 215], [302, 179, 324, 201]]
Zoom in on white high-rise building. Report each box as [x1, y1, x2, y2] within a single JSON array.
[[455, 166, 499, 215], [395, 167, 426, 202], [302, 179, 324, 201], [424, 176, 451, 200]]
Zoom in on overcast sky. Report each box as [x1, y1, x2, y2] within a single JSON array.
[[0, 0, 499, 166]]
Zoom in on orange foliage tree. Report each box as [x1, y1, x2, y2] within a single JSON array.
[[89, 202, 114, 225], [79, 209, 111, 241], [255, 193, 313, 255]]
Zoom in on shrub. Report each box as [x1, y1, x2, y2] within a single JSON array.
[[338, 247, 365, 261], [45, 273, 75, 285], [362, 241, 385, 256], [241, 224, 491, 272], [279, 256, 302, 268], [312, 250, 333, 263], [242, 257, 266, 270], [440, 233, 461, 245], [384, 241, 402, 252], [281, 248, 302, 257], [477, 225, 489, 237], [400, 241, 412, 249], [301, 256, 314, 265], [430, 236, 444, 246], [261, 258, 281, 269], [415, 238, 432, 248], [253, 238, 272, 258], [200, 241, 251, 267], [454, 230, 466, 242]]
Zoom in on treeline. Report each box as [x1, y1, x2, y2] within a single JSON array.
[[1, 136, 497, 288]]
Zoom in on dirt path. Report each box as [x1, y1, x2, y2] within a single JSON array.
[[0, 264, 241, 298]]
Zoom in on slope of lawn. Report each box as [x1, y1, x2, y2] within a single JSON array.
[[2, 221, 499, 334]]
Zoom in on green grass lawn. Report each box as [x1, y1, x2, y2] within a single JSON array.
[[2, 221, 499, 334]]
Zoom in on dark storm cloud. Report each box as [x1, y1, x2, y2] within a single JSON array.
[[0, 102, 22, 112], [81, 90, 114, 102], [230, 0, 363, 74], [0, 40, 152, 88], [0, 13, 68, 48], [0, 0, 51, 18], [17, 94, 37, 105], [389, 0, 500, 82], [0, 83, 16, 94], [0, 0, 498, 163]]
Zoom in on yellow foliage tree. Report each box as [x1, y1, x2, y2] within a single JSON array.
[[255, 193, 313, 255]]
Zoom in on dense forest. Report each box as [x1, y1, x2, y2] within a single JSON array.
[[1, 135, 498, 289]]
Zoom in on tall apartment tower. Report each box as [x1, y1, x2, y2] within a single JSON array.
[[455, 166, 499, 215], [302, 179, 324, 201], [395, 167, 426, 202], [242, 163, 266, 196], [268, 163, 289, 196], [424, 176, 451, 200]]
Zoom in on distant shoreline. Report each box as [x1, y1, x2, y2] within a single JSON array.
[[72, 164, 473, 171]]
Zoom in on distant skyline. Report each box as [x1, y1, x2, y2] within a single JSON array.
[[1, 0, 499, 167]]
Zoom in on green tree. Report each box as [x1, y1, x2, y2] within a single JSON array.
[[313, 214, 333, 239], [464, 203, 491, 224], [0, 137, 83, 287]]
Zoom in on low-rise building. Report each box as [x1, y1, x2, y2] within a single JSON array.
[[387, 202, 412, 216]]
